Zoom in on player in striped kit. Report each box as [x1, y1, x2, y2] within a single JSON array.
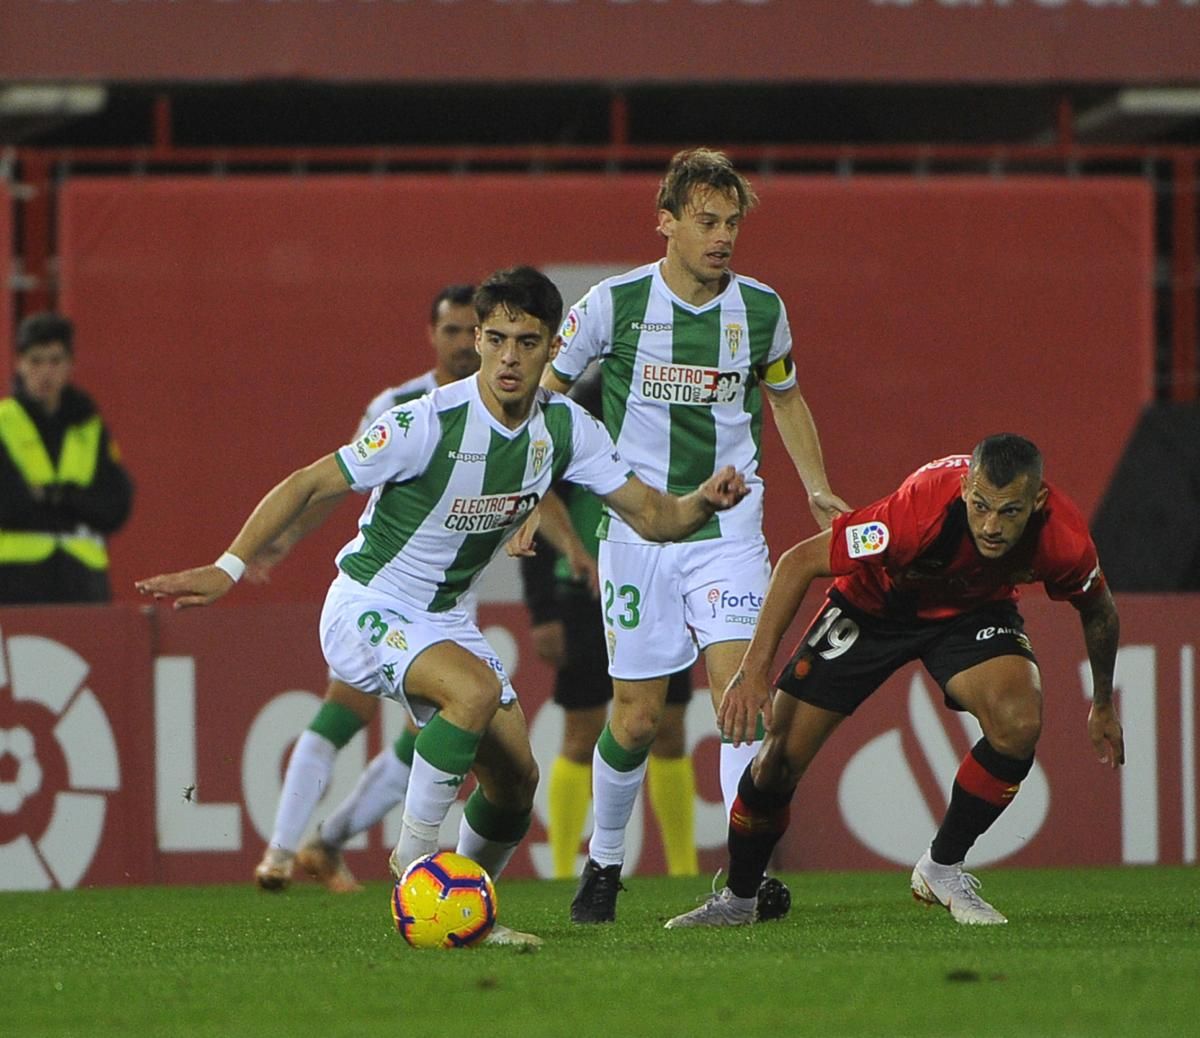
[[248, 283, 480, 894], [542, 149, 847, 924], [137, 266, 749, 943]]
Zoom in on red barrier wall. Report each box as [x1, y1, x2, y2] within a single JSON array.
[[55, 175, 1153, 604], [0, 595, 1196, 890], [3, 0, 1199, 83]]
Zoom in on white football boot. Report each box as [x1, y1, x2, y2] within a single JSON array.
[[911, 851, 1008, 925], [253, 847, 295, 892], [664, 888, 756, 929], [297, 837, 363, 894], [482, 924, 544, 948]]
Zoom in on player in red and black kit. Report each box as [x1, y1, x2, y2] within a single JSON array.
[[665, 434, 1124, 928]]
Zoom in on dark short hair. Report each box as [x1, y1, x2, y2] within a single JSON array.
[[16, 312, 74, 355], [971, 434, 1044, 488], [473, 266, 563, 336], [430, 284, 476, 325], [655, 148, 758, 218]]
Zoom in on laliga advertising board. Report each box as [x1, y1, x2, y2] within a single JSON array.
[[0, 596, 1195, 890]]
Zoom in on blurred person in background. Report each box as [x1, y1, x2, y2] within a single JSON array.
[[0, 312, 133, 605], [519, 363, 698, 880]]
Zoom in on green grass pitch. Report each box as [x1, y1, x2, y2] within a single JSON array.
[[3, 866, 1197, 1037]]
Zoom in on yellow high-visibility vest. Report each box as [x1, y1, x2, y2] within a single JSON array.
[[0, 397, 109, 570]]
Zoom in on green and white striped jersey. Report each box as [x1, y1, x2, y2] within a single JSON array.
[[333, 375, 631, 611], [551, 261, 796, 544], [358, 370, 439, 437]]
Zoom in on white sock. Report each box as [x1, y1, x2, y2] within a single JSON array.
[[319, 746, 412, 848], [719, 740, 760, 817], [457, 815, 519, 882], [269, 730, 337, 853], [587, 748, 648, 868], [391, 751, 466, 872]]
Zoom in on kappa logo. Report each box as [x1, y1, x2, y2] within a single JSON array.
[[391, 410, 414, 436], [846, 521, 889, 559], [0, 629, 120, 890]]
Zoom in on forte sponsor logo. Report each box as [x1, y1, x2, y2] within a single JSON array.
[[707, 587, 764, 618]]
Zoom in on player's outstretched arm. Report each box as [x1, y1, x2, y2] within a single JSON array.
[[764, 383, 848, 529], [600, 467, 749, 543], [719, 530, 833, 745], [1075, 586, 1125, 768], [505, 488, 598, 593], [136, 454, 351, 609]]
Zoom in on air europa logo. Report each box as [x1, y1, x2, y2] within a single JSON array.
[[0, 629, 120, 889]]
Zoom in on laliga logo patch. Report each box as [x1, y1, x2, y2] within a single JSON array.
[[707, 587, 722, 618], [353, 422, 390, 461], [559, 309, 580, 348], [846, 521, 889, 559]]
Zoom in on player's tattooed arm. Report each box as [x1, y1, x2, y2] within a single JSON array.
[[1075, 586, 1124, 768]]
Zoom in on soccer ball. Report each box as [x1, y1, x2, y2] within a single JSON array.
[[391, 851, 497, 949]]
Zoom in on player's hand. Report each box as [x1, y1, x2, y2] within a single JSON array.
[[808, 488, 850, 531], [717, 666, 774, 747], [506, 511, 540, 558], [135, 565, 235, 609], [564, 546, 600, 596], [1087, 701, 1125, 768], [530, 620, 567, 669], [699, 465, 750, 512]]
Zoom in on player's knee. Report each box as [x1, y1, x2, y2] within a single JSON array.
[[990, 708, 1041, 759], [611, 701, 662, 750], [514, 758, 539, 809], [750, 739, 795, 794], [457, 676, 504, 729]]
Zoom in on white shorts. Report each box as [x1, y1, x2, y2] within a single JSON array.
[[323, 588, 479, 686], [597, 536, 770, 681], [318, 577, 515, 726]]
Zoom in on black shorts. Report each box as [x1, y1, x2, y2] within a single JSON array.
[[554, 591, 692, 710], [775, 590, 1039, 716]]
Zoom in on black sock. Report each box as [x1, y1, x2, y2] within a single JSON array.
[[931, 738, 1033, 865], [727, 766, 794, 899]]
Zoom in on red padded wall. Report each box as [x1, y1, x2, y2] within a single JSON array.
[[55, 175, 1152, 604]]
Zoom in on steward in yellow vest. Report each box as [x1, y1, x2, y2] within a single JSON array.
[[1, 313, 133, 604]]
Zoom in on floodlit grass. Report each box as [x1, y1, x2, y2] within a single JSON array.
[[3, 867, 1197, 1037]]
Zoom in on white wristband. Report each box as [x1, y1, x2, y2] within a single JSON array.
[[213, 552, 246, 583]]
